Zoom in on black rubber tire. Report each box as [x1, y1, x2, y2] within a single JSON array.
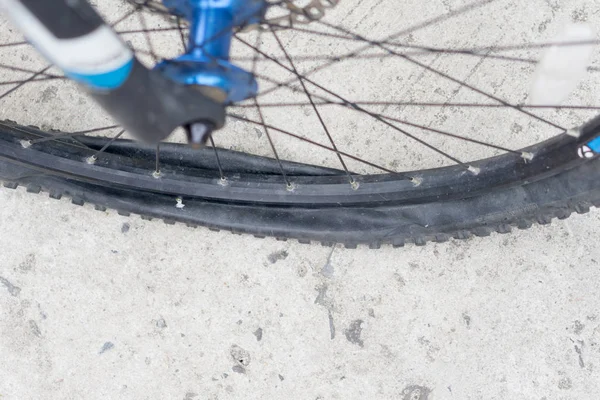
[[1, 118, 599, 247]]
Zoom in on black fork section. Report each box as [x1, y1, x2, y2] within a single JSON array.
[[6, 0, 226, 143]]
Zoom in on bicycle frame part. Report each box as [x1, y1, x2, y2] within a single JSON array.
[[0, 0, 226, 143]]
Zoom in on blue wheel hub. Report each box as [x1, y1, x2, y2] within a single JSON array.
[[155, 0, 267, 103]]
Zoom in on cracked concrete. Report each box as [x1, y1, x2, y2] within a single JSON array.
[[2, 0, 600, 399], [1, 188, 599, 399]]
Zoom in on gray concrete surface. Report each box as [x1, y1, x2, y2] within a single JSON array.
[[2, 0, 600, 399]]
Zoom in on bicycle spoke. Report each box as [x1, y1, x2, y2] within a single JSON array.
[[251, 31, 263, 76], [110, 8, 138, 28], [383, 41, 600, 65], [435, 39, 600, 55], [137, 11, 160, 63], [125, 47, 156, 58], [0, 66, 51, 101], [153, 144, 161, 177], [266, 22, 368, 42], [0, 41, 28, 48], [208, 135, 226, 181], [233, 31, 290, 187], [232, 101, 600, 110], [0, 64, 62, 78], [0, 77, 65, 87], [176, 17, 187, 50], [228, 113, 403, 176], [234, 51, 521, 64], [377, 114, 526, 157], [86, 129, 126, 164], [252, 69, 330, 100], [381, 0, 500, 42], [235, 45, 600, 73], [117, 26, 188, 35], [271, 29, 355, 186], [237, 35, 476, 172], [253, 98, 292, 187], [28, 125, 121, 145]]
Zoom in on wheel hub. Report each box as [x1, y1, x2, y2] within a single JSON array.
[[155, 0, 267, 103]]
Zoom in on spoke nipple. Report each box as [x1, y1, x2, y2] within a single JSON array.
[[468, 166, 481, 175], [20, 140, 31, 149], [350, 179, 360, 190], [566, 128, 581, 138], [521, 152, 534, 161], [86, 155, 97, 165], [286, 182, 296, 192], [411, 176, 423, 187], [186, 121, 215, 149], [218, 177, 229, 186], [152, 170, 162, 179], [175, 197, 185, 209]]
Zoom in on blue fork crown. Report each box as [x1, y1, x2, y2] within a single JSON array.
[[155, 0, 267, 103]]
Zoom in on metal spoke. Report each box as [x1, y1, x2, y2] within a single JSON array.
[[110, 8, 138, 28], [208, 135, 226, 181], [176, 17, 187, 50], [271, 29, 355, 186], [117, 26, 188, 35], [241, 29, 291, 186], [0, 41, 28, 48], [424, 39, 600, 55], [232, 101, 600, 110], [137, 11, 160, 62], [253, 99, 292, 187], [124, 47, 156, 58], [0, 77, 65, 87], [378, 115, 525, 156], [153, 144, 161, 178], [252, 69, 329, 99], [28, 125, 121, 145], [233, 46, 600, 73], [0, 66, 51, 101], [251, 30, 263, 76], [0, 64, 62, 78], [85, 129, 126, 164], [380, 0, 500, 42]]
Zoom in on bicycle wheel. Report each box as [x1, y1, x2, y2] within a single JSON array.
[[0, 0, 599, 247]]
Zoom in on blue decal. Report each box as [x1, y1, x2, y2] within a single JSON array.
[[587, 136, 600, 152], [67, 59, 133, 90]]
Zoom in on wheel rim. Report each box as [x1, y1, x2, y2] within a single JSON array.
[[0, 116, 597, 206]]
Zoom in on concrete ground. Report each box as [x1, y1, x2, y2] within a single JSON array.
[[2, 0, 600, 399]]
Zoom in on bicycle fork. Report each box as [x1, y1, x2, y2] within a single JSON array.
[[0, 0, 227, 143]]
